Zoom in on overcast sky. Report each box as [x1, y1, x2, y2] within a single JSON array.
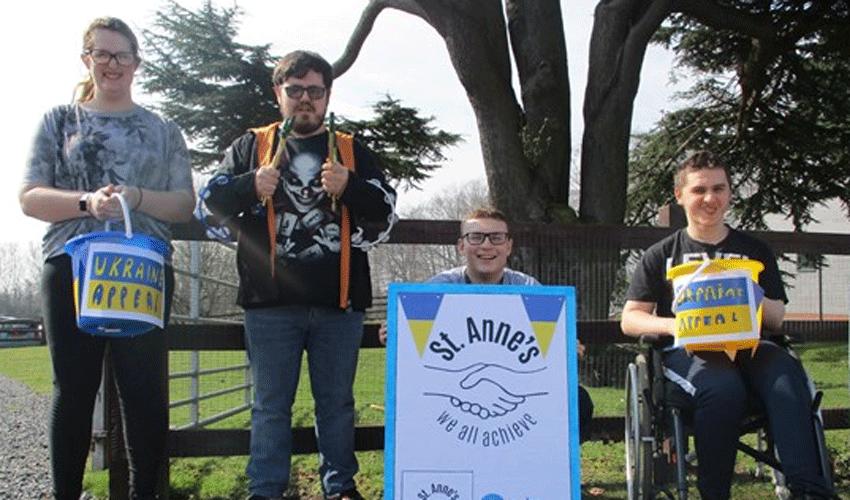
[[4, 0, 684, 243]]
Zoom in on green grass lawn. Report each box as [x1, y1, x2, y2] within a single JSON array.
[[2, 342, 847, 499], [1, 344, 52, 393]]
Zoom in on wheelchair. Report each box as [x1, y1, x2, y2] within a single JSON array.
[[624, 337, 833, 500]]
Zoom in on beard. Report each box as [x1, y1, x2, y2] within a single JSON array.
[[290, 106, 325, 136]]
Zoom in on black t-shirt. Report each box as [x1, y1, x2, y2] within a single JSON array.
[[626, 227, 787, 321], [267, 133, 346, 306]]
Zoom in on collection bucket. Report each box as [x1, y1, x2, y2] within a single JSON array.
[[666, 258, 765, 354], [64, 194, 169, 336]]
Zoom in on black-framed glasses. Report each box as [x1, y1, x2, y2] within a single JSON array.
[[283, 85, 327, 100], [461, 232, 509, 245], [86, 49, 136, 66]]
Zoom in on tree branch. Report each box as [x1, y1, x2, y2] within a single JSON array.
[[620, 0, 673, 94], [333, 0, 429, 78], [669, 1, 783, 135], [584, 0, 673, 121]]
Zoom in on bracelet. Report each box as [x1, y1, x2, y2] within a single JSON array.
[[135, 187, 144, 210]]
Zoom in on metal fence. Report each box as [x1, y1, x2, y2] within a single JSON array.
[[92, 241, 250, 468], [166, 246, 250, 431]]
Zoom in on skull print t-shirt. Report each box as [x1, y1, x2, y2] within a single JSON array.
[[273, 134, 340, 262]]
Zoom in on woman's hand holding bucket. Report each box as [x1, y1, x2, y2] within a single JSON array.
[[87, 184, 121, 221], [88, 184, 141, 222]]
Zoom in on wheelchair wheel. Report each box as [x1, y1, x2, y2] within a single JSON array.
[[626, 353, 653, 500], [811, 393, 834, 490]]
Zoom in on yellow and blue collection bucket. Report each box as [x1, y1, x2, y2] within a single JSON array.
[[63, 194, 169, 337], [666, 258, 765, 353]]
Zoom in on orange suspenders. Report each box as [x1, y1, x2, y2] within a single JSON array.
[[252, 123, 280, 278], [253, 123, 355, 308], [335, 135, 355, 309]]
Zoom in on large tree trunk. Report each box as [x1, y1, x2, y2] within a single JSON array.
[[576, 0, 775, 316], [430, 0, 542, 220], [334, 0, 784, 317], [579, 0, 670, 225], [577, 0, 670, 317], [505, 0, 572, 218], [336, 0, 575, 223]]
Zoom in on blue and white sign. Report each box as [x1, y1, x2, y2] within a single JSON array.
[[385, 283, 580, 500]]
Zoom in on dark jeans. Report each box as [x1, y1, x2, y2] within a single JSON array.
[[663, 340, 833, 500], [42, 255, 173, 500]]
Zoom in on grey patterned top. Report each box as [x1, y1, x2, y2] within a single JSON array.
[[24, 104, 193, 260]]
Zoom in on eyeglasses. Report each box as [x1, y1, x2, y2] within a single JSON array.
[[86, 49, 136, 67], [283, 85, 327, 100], [461, 232, 509, 245]]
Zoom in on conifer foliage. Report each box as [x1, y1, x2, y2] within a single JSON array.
[[626, 1, 850, 230], [141, 1, 279, 170], [140, 0, 461, 189]]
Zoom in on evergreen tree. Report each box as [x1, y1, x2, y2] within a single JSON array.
[[139, 0, 460, 187], [627, 1, 850, 230], [338, 95, 462, 190], [140, 0, 278, 170]]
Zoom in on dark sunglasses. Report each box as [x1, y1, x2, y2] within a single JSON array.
[[283, 85, 327, 100]]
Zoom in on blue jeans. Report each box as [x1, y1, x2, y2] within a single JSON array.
[[244, 305, 364, 498]]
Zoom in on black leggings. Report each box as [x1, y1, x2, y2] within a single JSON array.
[[42, 255, 173, 500]]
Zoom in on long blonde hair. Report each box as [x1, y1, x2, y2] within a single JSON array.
[[73, 17, 140, 103]]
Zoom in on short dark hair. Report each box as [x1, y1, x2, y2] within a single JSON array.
[[460, 207, 511, 235], [272, 50, 333, 90], [675, 151, 732, 189]]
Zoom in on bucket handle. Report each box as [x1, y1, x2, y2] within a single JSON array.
[[104, 193, 133, 239]]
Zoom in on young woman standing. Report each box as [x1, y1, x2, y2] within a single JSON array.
[[20, 17, 194, 500]]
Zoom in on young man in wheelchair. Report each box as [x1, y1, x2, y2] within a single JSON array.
[[620, 151, 838, 500]]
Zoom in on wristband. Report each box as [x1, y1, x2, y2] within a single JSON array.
[[135, 187, 144, 210]]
